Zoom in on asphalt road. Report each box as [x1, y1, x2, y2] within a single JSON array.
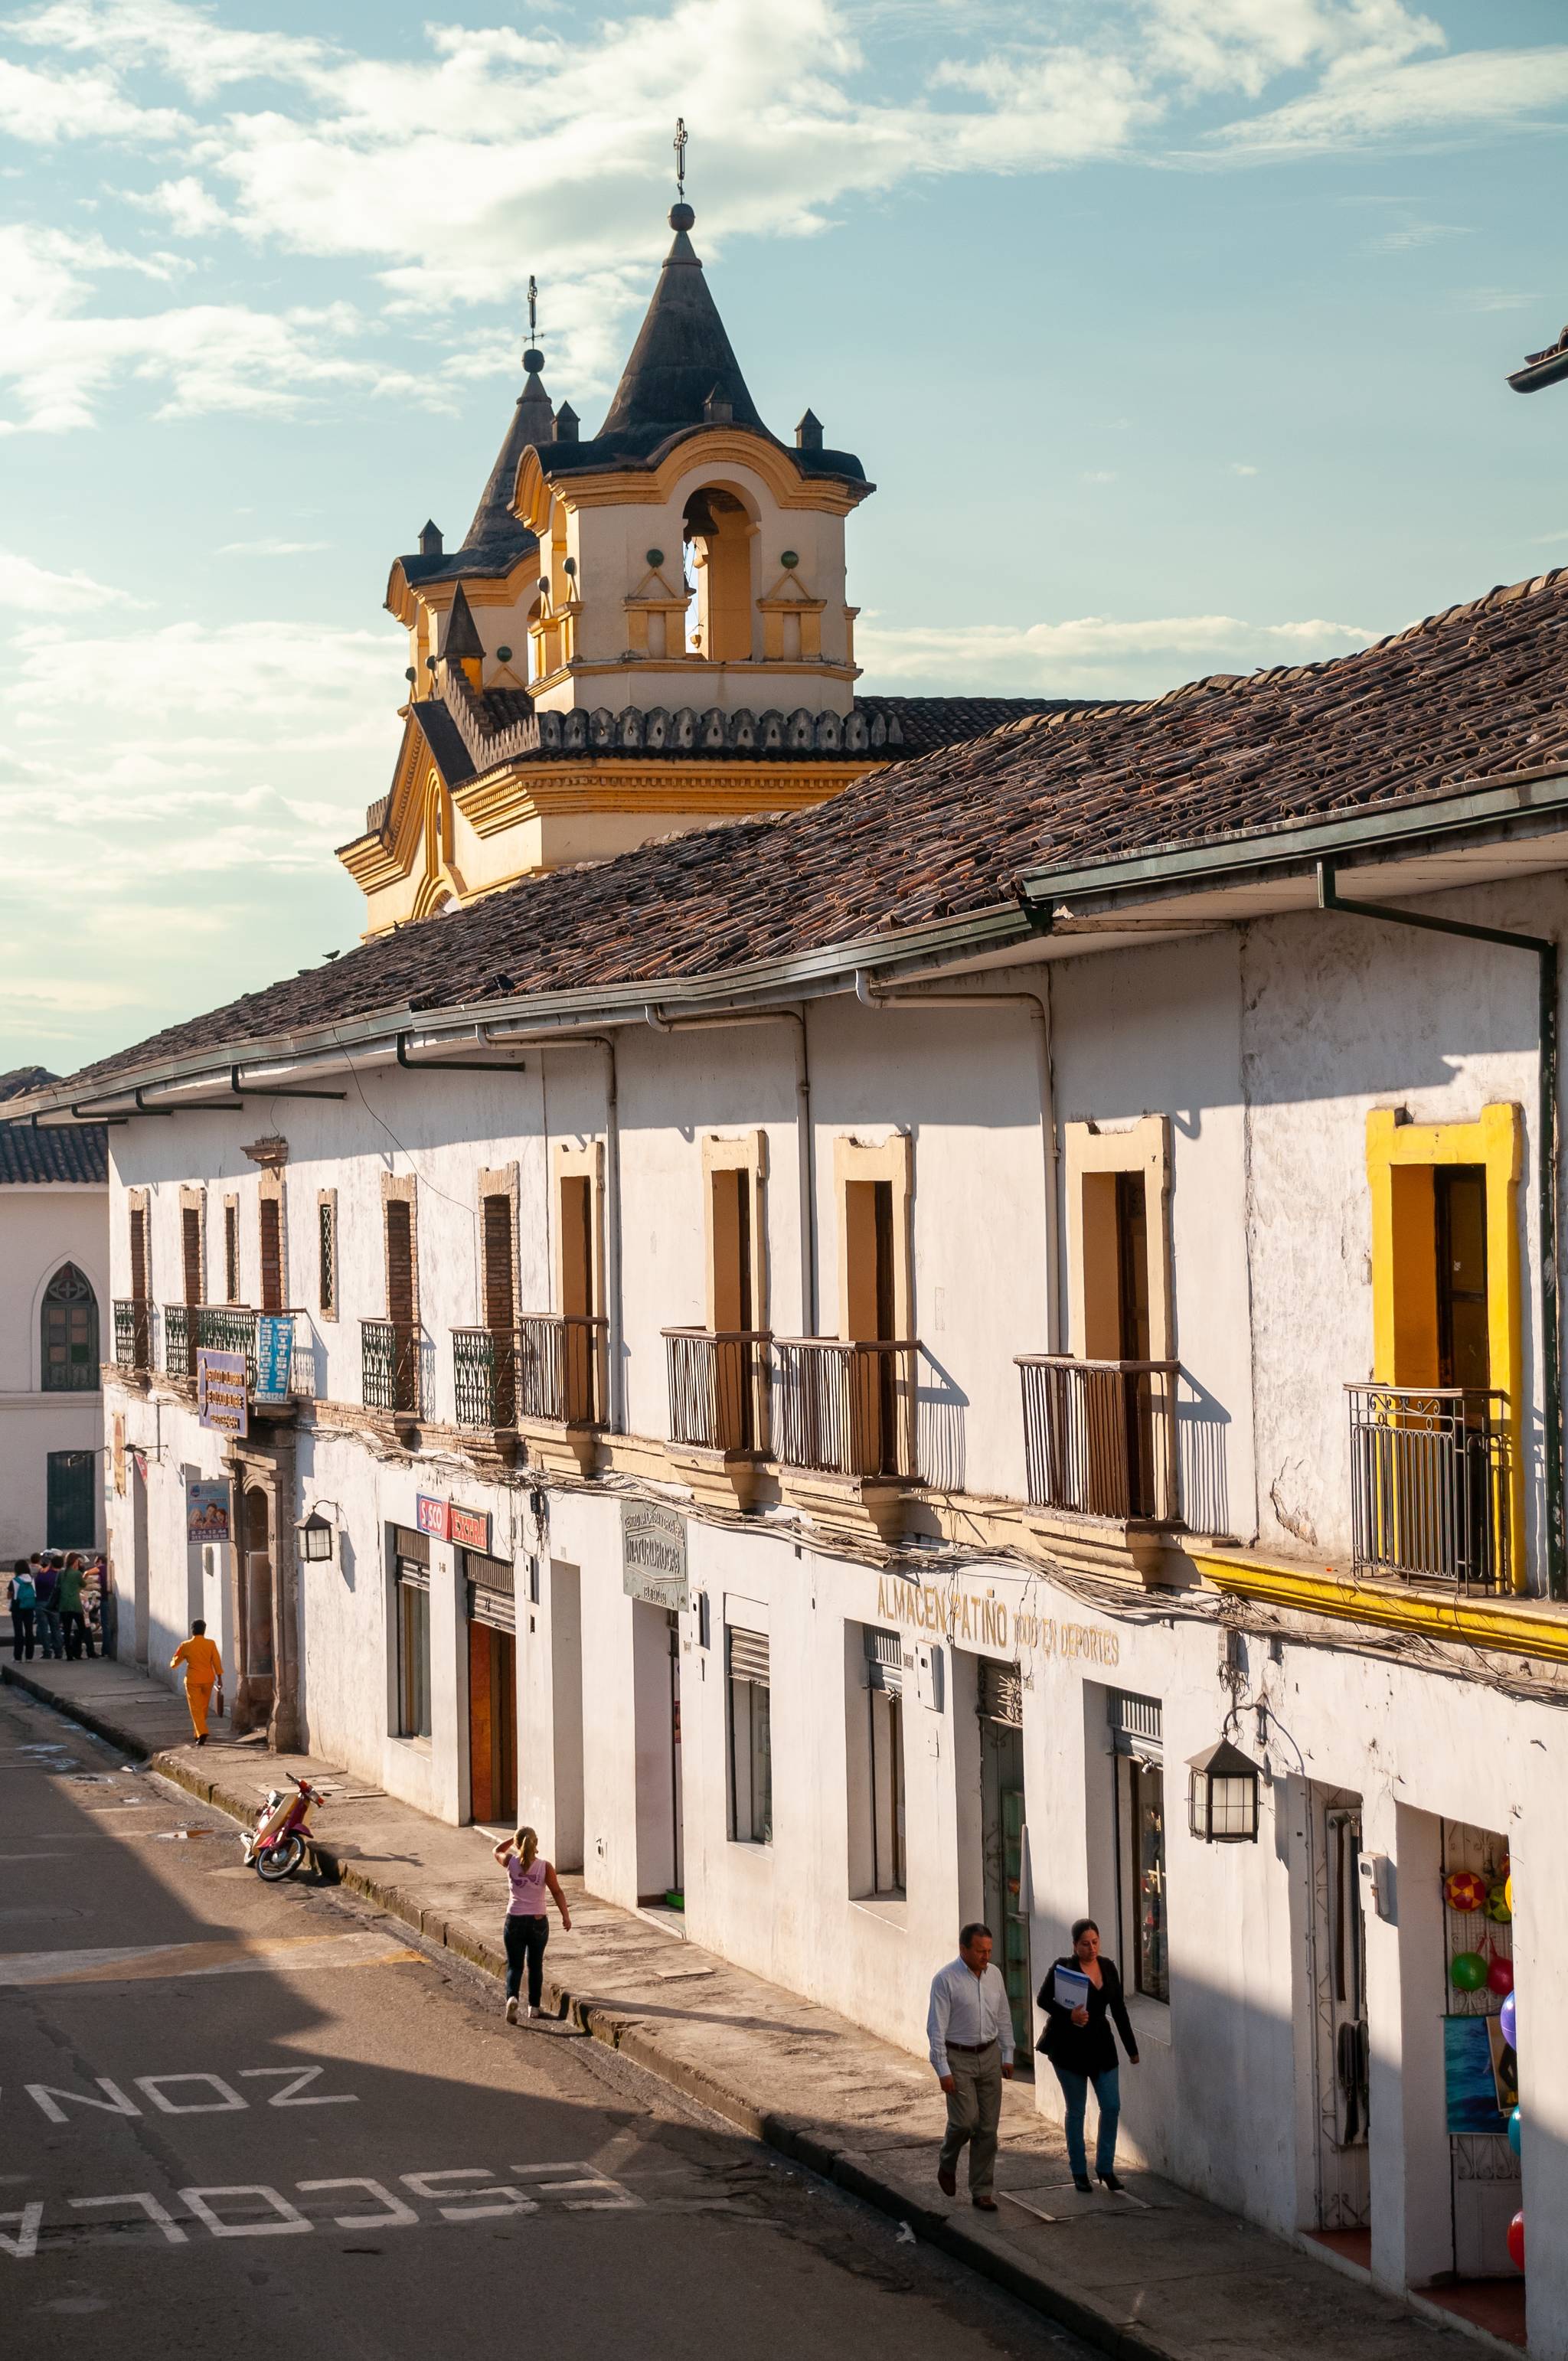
[[0, 1687, 1086, 2361]]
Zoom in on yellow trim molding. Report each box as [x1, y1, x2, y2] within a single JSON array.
[[1192, 1545, 1568, 1664]]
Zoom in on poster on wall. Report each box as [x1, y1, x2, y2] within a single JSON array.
[[186, 1481, 232, 1544], [1443, 2014, 1509, 2136]]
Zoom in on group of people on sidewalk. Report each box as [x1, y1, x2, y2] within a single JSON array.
[[7, 1552, 103, 1662], [928, 1915, 1139, 2209]]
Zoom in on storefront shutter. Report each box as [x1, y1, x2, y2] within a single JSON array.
[[1109, 1690, 1163, 1757], [462, 1550, 513, 1595], [727, 1626, 770, 1685], [390, 1523, 430, 1567], [863, 1625, 903, 1694], [468, 1582, 514, 1633], [980, 1661, 1024, 1727]]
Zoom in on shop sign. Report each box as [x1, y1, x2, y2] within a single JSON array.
[[254, 1315, 294, 1401], [197, 1350, 247, 1438], [622, 1501, 688, 1612], [416, 1493, 492, 1551], [874, 1573, 1119, 1667], [187, 1481, 232, 1544]]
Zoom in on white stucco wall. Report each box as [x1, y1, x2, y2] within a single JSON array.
[[0, 1184, 107, 1559]]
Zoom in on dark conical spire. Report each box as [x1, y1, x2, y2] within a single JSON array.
[[462, 348, 554, 553], [598, 207, 763, 442], [439, 580, 484, 661]]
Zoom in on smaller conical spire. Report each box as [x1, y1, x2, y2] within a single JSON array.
[[419, 519, 443, 557], [795, 410, 823, 452], [440, 581, 484, 663]]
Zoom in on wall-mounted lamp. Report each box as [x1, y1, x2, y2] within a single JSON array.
[[1187, 1737, 1261, 1843], [296, 1503, 341, 1566]]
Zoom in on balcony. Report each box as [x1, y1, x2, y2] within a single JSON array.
[[1017, 1355, 1180, 1524], [454, 1315, 608, 1438], [361, 1318, 422, 1419], [1348, 1383, 1510, 1594], [772, 1337, 919, 1482], [113, 1298, 153, 1374], [663, 1328, 771, 1457], [158, 1305, 311, 1399]]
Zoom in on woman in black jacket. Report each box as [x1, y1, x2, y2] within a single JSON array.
[[1037, 1917, 1139, 2192]]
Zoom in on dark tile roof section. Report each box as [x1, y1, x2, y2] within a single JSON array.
[[389, 368, 552, 596], [0, 1065, 57, 1101], [64, 569, 1568, 1096], [0, 1119, 107, 1184]]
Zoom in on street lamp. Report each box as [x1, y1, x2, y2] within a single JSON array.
[[1187, 1737, 1261, 1843], [295, 1507, 337, 1566]]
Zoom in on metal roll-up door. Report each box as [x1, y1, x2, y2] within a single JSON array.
[[864, 1626, 903, 1693], [462, 1550, 514, 1598], [468, 1582, 514, 1634], [727, 1626, 769, 1684], [391, 1524, 430, 1569], [980, 1660, 1024, 1728]]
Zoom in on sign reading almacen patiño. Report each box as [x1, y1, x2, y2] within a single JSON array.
[[622, 1500, 688, 1612]]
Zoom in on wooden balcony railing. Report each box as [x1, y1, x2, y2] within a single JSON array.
[[453, 1315, 608, 1432], [1348, 1383, 1509, 1593], [663, 1328, 771, 1455], [113, 1298, 153, 1373], [771, 1337, 919, 1481], [361, 1318, 421, 1418], [1016, 1355, 1180, 1523]]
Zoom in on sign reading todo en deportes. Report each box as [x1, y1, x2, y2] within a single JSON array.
[[621, 1500, 688, 1612], [197, 1350, 247, 1438]]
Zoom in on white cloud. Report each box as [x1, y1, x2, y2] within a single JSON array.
[[218, 537, 331, 555], [135, 172, 228, 234], [0, 547, 129, 609], [1206, 44, 1568, 158], [858, 610, 1379, 694], [8, 614, 397, 722], [0, 51, 185, 139], [1230, 462, 1259, 475], [1366, 218, 1469, 253], [1080, 469, 1118, 484]]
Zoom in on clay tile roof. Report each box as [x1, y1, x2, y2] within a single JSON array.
[[54, 568, 1568, 1096], [0, 1073, 107, 1181]]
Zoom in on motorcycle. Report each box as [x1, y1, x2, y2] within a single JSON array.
[[243, 1773, 328, 1881]]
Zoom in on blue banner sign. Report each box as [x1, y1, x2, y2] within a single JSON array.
[[255, 1316, 294, 1402]]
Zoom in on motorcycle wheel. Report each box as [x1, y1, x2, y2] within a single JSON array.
[[255, 1832, 305, 1882]]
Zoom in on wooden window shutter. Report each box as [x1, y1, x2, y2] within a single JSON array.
[[129, 1208, 148, 1304], [182, 1207, 202, 1308], [224, 1204, 240, 1303], [386, 1200, 414, 1329], [259, 1197, 283, 1313], [482, 1195, 514, 1334]]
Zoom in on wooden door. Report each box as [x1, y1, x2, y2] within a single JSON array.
[[482, 1194, 516, 1425], [259, 1197, 283, 1313]]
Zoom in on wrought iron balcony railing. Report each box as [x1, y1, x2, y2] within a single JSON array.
[[1016, 1355, 1180, 1523], [158, 1304, 305, 1393], [163, 1302, 194, 1380], [1348, 1383, 1509, 1593], [771, 1337, 919, 1481], [361, 1318, 422, 1418], [454, 1315, 609, 1432], [113, 1298, 153, 1373], [663, 1328, 771, 1455]]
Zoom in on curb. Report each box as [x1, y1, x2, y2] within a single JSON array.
[[0, 1664, 1237, 2361]]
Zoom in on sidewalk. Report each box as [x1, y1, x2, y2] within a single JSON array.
[[3, 1652, 1478, 2361]]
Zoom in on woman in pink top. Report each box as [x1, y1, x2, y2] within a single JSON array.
[[492, 1825, 570, 2023]]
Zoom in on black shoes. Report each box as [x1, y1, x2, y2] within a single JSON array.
[[1073, 2174, 1093, 2193], [1097, 2170, 1124, 2193]]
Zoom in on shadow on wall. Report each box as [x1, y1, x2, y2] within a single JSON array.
[[1176, 1372, 1231, 1539], [916, 1355, 967, 1493]]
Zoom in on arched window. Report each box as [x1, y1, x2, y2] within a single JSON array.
[[41, 1262, 99, 1393]]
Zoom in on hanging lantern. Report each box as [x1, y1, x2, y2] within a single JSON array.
[[295, 1507, 336, 1566], [1186, 1738, 1261, 1844]]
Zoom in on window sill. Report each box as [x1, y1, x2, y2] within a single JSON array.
[[1125, 1991, 1171, 2047], [727, 1837, 773, 1853], [849, 1892, 908, 1929], [390, 1732, 432, 1754]]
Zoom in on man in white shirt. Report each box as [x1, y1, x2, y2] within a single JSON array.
[[926, 1921, 1015, 2209]]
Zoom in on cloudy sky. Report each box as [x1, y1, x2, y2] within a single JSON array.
[[1, 0, 1565, 1069]]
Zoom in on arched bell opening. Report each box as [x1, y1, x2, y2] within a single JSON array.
[[683, 485, 754, 662]]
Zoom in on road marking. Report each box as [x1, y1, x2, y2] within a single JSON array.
[[0, 2161, 646, 2256], [238, 2066, 356, 2107], [0, 1931, 421, 1990], [21, 2062, 362, 2125]]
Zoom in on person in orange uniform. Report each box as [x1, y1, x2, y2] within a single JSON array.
[[171, 1619, 223, 1745]]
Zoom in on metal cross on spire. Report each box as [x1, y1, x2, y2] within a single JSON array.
[[674, 116, 688, 201], [527, 275, 538, 344]]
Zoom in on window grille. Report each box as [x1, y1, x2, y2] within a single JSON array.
[[1109, 1690, 1163, 1756], [864, 1626, 903, 1694], [318, 1198, 336, 1318]]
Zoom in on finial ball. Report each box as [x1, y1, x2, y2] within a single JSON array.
[[669, 201, 695, 233], [523, 347, 544, 372]]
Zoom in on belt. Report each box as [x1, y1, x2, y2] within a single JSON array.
[[946, 2039, 999, 2053]]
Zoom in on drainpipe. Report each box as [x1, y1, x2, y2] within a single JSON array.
[[854, 972, 1061, 1354], [644, 1004, 817, 1335], [1317, 860, 1563, 1599]]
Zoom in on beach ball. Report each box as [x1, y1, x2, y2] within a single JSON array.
[[1501, 1990, 1518, 2049], [1449, 1951, 1487, 1993], [1488, 1955, 1515, 1998], [1506, 1875, 1514, 1915], [1508, 2210, 1525, 2271], [1509, 2108, 1523, 2159], [1445, 1870, 1488, 1914], [1485, 1881, 1513, 1925]]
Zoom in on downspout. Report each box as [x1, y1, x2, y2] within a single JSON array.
[[854, 972, 1061, 1354], [645, 1004, 817, 1336], [1318, 860, 1563, 1600]]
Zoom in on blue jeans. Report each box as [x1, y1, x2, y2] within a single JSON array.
[[35, 1606, 63, 1658], [1053, 2065, 1120, 2179]]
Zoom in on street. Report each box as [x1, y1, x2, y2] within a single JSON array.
[[0, 1687, 1078, 2361]]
